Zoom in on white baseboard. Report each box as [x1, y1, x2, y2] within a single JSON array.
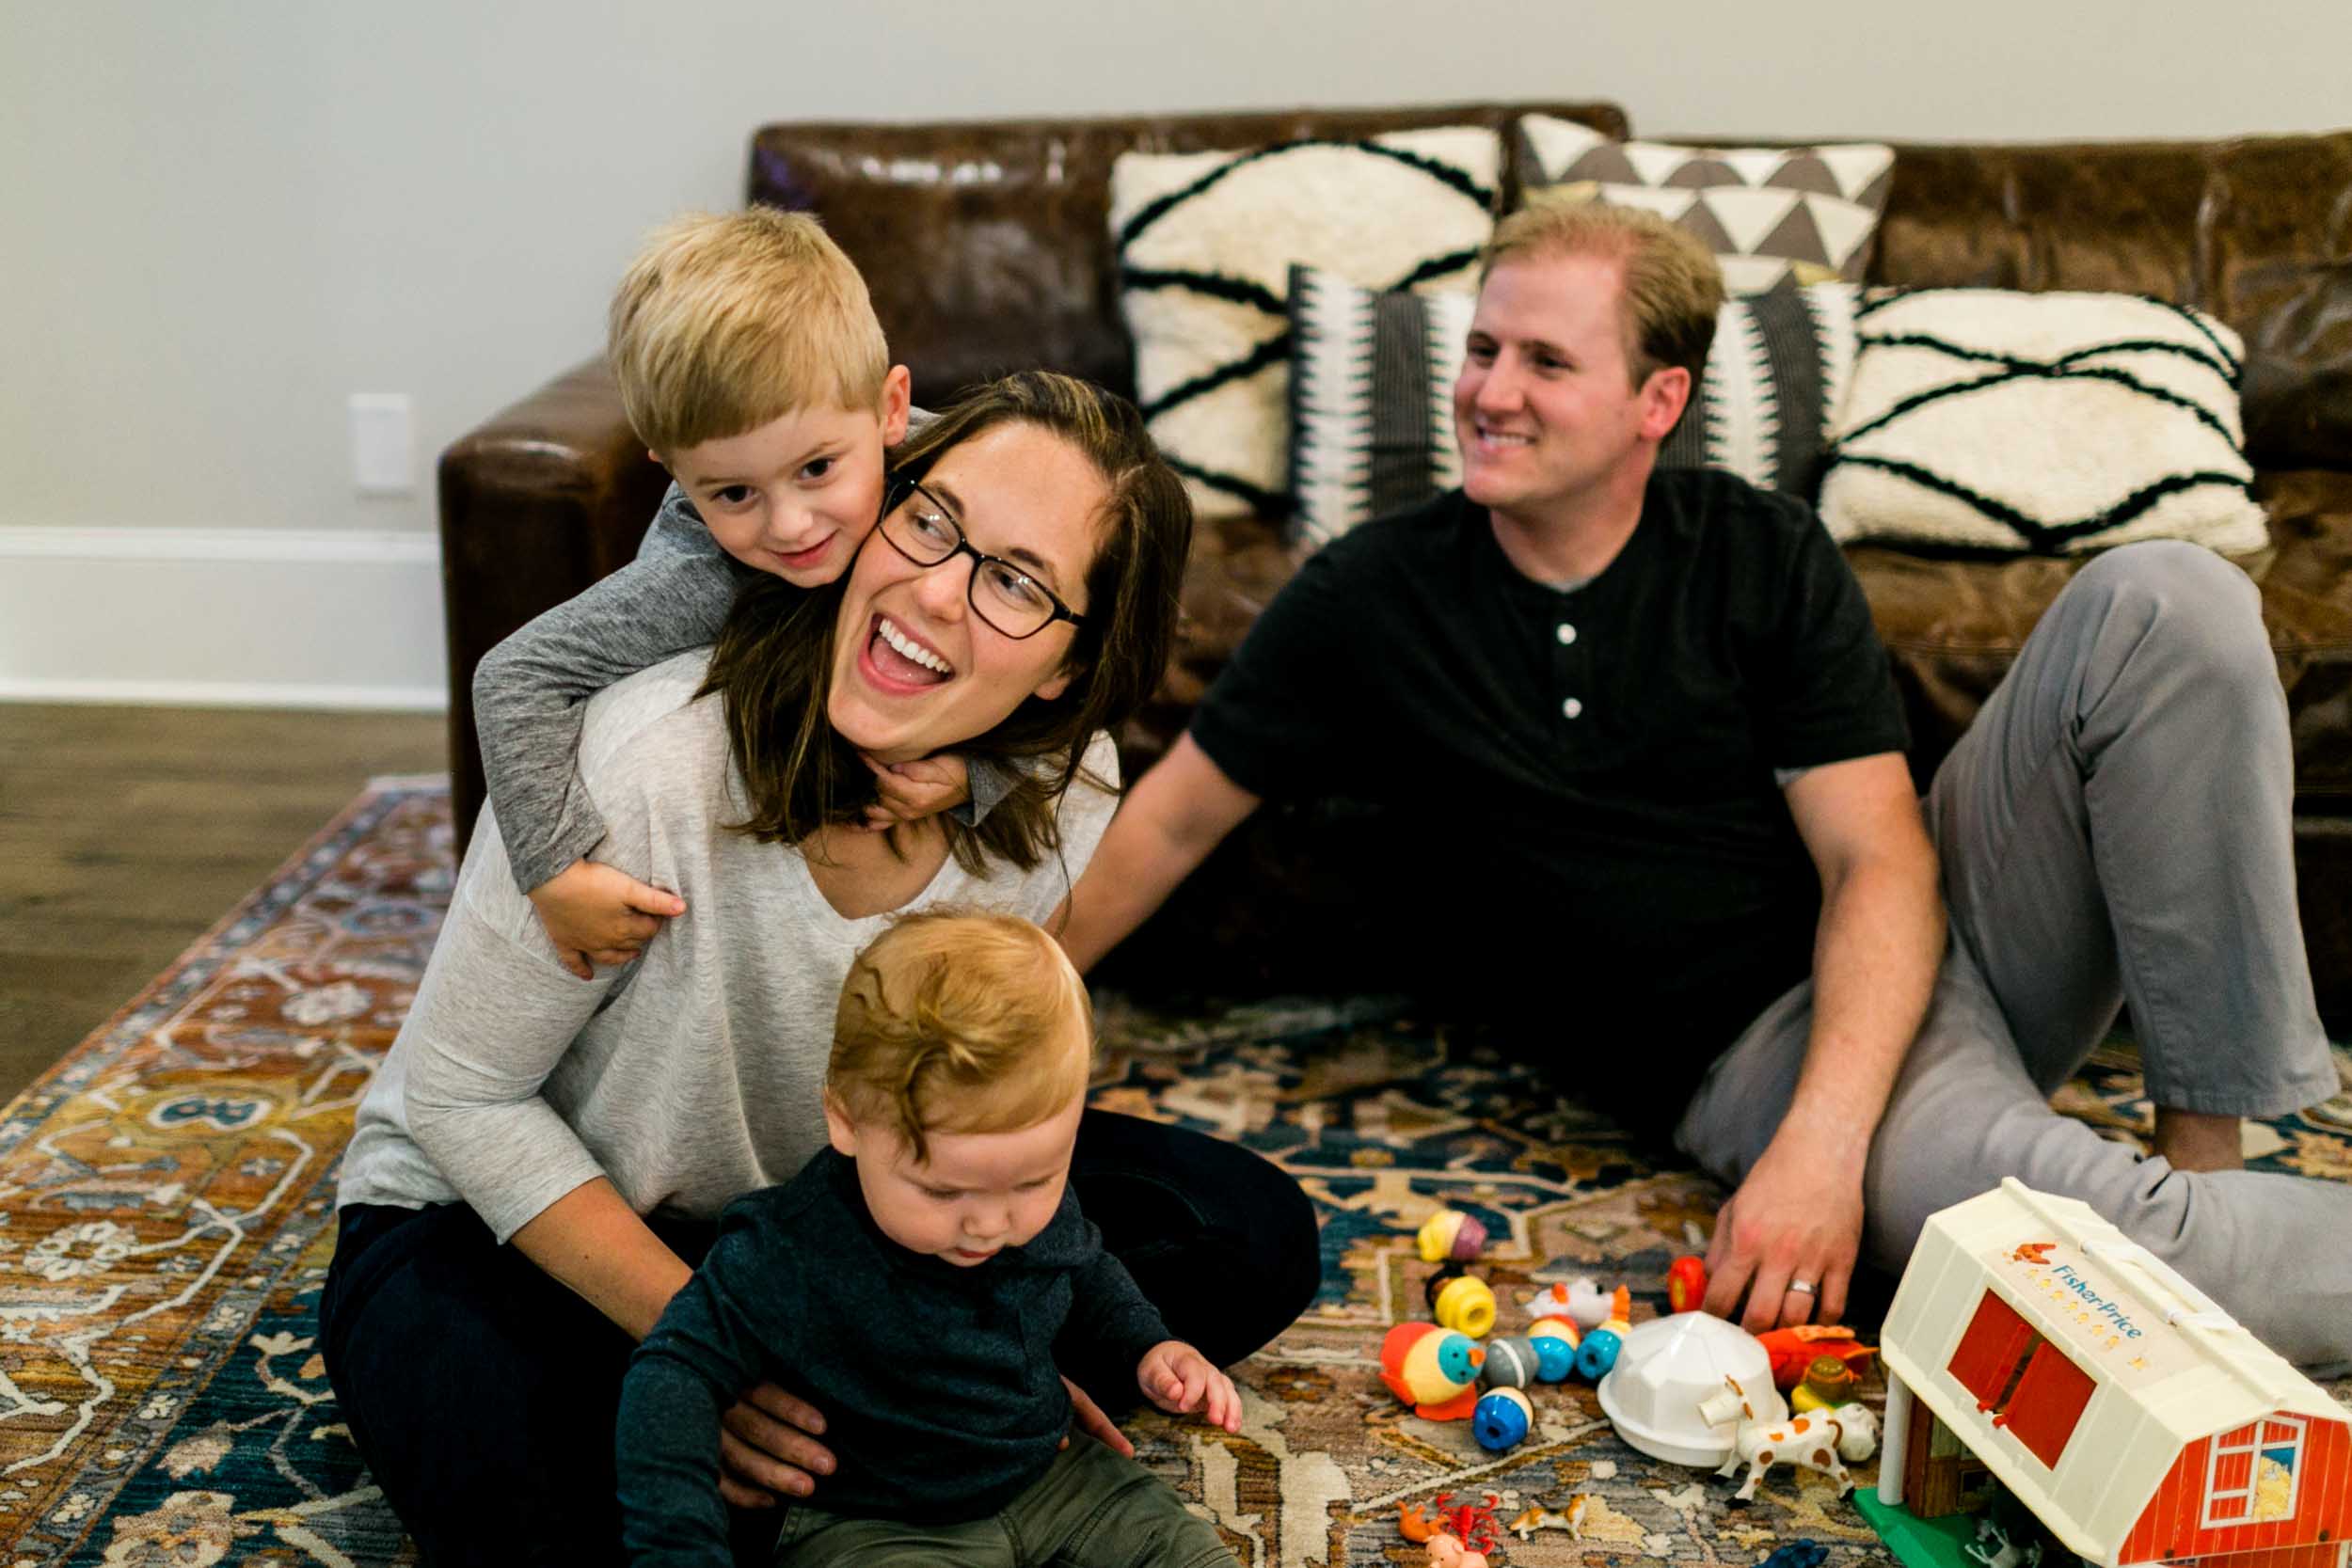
[[0, 527, 448, 711]]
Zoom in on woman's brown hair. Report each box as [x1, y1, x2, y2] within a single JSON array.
[[701, 371, 1193, 872]]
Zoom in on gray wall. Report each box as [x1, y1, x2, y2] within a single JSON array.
[[4, 0, 2343, 544]]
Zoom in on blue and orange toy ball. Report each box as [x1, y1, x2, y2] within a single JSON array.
[[1480, 1335, 1545, 1389], [1417, 1209, 1488, 1265], [1527, 1333, 1579, 1383], [1574, 1325, 1623, 1381], [1472, 1386, 1534, 1451], [1424, 1268, 1497, 1338], [1526, 1312, 1581, 1382]]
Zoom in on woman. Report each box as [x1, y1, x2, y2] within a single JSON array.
[[322, 374, 1320, 1566]]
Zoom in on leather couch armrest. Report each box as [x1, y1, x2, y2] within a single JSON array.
[[436, 356, 672, 847]]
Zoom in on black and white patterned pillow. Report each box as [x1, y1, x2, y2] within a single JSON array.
[[1819, 289, 2270, 555], [1109, 129, 1500, 521], [1288, 267, 1861, 548]]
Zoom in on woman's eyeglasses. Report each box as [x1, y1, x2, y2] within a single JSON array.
[[875, 480, 1086, 641]]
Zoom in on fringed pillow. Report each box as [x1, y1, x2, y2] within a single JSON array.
[[1818, 289, 2270, 555], [1109, 129, 1500, 521]]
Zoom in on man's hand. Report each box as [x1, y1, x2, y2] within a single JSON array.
[[859, 753, 970, 831], [1701, 1128, 1867, 1333], [1058, 1374, 1136, 1458], [526, 860, 686, 979], [717, 1382, 835, 1508], [1137, 1340, 1242, 1433]]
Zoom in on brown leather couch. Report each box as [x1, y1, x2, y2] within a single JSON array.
[[438, 103, 2352, 1025]]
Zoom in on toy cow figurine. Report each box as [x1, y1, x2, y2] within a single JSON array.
[[1716, 1400, 1879, 1503]]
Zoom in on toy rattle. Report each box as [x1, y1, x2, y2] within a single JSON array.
[[1417, 1209, 1488, 1265]]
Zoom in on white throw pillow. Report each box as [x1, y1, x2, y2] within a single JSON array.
[[1818, 289, 2270, 556], [1110, 128, 1500, 520]]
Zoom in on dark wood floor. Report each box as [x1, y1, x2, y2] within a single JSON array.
[[0, 704, 448, 1102]]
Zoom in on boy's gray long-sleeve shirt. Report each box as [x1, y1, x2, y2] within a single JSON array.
[[339, 652, 1119, 1243], [474, 453, 1009, 895], [471, 485, 750, 892], [616, 1148, 1170, 1564]]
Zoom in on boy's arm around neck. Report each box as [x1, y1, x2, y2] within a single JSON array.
[[472, 486, 745, 894]]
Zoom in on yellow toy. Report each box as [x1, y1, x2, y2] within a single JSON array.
[[1425, 1269, 1497, 1338], [1417, 1210, 1488, 1265], [1380, 1323, 1485, 1421]]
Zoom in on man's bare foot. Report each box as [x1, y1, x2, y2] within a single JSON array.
[[2152, 1106, 2244, 1173]]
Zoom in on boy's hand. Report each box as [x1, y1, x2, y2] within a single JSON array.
[[1136, 1340, 1242, 1433], [526, 860, 686, 979], [858, 753, 971, 831]]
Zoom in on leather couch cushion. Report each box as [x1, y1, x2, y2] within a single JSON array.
[[745, 103, 1628, 408]]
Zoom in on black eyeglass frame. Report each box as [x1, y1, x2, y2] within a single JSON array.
[[874, 477, 1088, 641]]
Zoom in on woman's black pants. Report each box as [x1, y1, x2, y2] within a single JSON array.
[[318, 1111, 1321, 1567]]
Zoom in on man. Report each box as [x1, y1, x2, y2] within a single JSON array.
[[1060, 201, 2350, 1368]]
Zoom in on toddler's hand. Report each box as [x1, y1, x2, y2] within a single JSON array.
[[1136, 1340, 1241, 1433], [859, 752, 971, 831], [526, 860, 686, 979]]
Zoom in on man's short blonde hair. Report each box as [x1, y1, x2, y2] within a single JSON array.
[[829, 911, 1092, 1164], [607, 208, 890, 456], [1483, 198, 1725, 388]]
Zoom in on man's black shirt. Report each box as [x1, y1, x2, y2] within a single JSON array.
[[1189, 469, 1909, 1117]]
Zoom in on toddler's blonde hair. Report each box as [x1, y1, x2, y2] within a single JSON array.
[[607, 207, 890, 456], [830, 910, 1092, 1164]]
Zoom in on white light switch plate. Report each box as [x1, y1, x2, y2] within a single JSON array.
[[349, 392, 415, 495]]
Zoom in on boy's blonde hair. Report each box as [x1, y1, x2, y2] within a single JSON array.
[[829, 910, 1093, 1164], [1483, 198, 1724, 388], [607, 208, 890, 456]]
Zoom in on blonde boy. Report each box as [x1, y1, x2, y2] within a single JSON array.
[[615, 911, 1240, 1567], [472, 210, 1001, 979]]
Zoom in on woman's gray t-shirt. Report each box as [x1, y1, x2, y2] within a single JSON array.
[[340, 650, 1119, 1243]]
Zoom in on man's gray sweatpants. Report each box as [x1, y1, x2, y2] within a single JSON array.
[[1675, 541, 2349, 1370]]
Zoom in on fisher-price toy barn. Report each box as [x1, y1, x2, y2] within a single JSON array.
[[1874, 1180, 2350, 1568]]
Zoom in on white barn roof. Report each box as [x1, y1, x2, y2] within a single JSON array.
[[1881, 1179, 2343, 1566]]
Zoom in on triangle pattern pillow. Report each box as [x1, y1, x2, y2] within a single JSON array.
[[1110, 128, 1500, 520], [1288, 266, 1860, 549], [1515, 116, 1892, 294], [1818, 288, 2270, 555]]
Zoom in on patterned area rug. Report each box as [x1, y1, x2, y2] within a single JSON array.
[[2, 781, 2346, 1566]]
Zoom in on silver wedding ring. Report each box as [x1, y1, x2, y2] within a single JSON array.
[[1788, 1279, 1818, 1296]]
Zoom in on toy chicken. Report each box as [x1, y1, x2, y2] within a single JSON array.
[[1380, 1323, 1485, 1420]]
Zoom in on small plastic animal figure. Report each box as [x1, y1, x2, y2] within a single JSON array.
[[1424, 1533, 1489, 1568], [1398, 1500, 1443, 1544], [1509, 1496, 1589, 1542], [1521, 1276, 1618, 1330], [1667, 1254, 1708, 1312], [1965, 1519, 2044, 1568], [1789, 1353, 1861, 1413], [1472, 1386, 1534, 1451], [1425, 1267, 1497, 1338], [1380, 1323, 1485, 1420], [1755, 1323, 1876, 1389], [1418, 1210, 1488, 1264], [1717, 1402, 1879, 1503]]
